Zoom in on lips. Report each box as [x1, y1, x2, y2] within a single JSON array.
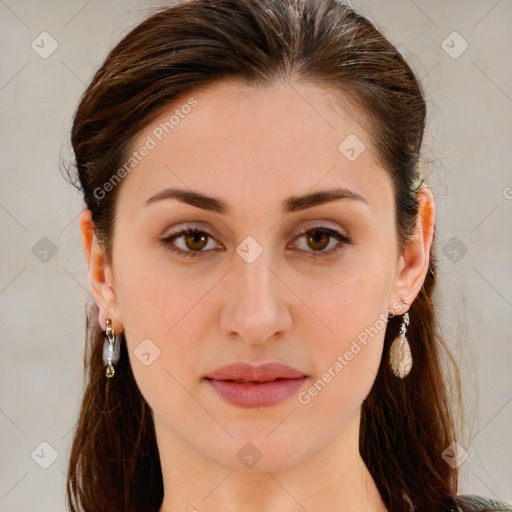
[[204, 362, 308, 408], [205, 362, 307, 382]]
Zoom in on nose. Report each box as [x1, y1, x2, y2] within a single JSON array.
[[219, 245, 292, 346]]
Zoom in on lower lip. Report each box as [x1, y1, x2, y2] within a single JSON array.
[[205, 377, 307, 408]]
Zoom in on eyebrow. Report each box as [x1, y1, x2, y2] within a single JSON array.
[[143, 186, 368, 214]]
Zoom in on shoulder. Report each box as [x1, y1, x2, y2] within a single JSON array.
[[452, 494, 512, 512]]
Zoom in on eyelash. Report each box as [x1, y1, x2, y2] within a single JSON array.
[[158, 225, 351, 260]]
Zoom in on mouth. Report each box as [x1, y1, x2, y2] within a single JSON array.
[[205, 361, 307, 382], [211, 377, 295, 384], [204, 363, 308, 408]]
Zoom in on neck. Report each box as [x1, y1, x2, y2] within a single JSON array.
[[156, 410, 389, 512]]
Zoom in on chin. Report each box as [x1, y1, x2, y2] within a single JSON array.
[[205, 433, 307, 472]]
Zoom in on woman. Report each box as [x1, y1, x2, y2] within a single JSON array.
[[65, 1, 511, 511]]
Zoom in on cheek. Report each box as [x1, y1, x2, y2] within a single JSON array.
[[294, 246, 393, 394], [113, 234, 212, 335], [298, 282, 388, 421], [115, 268, 211, 426], [112, 244, 226, 393], [303, 254, 392, 341], [309, 291, 387, 396]]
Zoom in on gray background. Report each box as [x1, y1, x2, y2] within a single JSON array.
[[1, 0, 511, 510]]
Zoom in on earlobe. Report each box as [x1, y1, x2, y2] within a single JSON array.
[[389, 185, 435, 313], [79, 208, 123, 332]]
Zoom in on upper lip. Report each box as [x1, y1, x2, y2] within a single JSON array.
[[205, 362, 307, 382]]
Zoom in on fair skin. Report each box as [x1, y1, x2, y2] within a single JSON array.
[[80, 80, 435, 512]]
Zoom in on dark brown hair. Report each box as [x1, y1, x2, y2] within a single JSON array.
[[65, 1, 463, 511]]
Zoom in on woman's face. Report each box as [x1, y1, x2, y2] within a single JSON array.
[[89, 80, 429, 472]]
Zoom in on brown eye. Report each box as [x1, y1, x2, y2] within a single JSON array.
[[291, 226, 351, 259], [160, 227, 221, 259], [159, 225, 350, 260], [306, 229, 331, 251], [183, 229, 209, 251]]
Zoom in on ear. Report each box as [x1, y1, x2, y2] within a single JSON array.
[[389, 185, 435, 315], [79, 208, 123, 333]]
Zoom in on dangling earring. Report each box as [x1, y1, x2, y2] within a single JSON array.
[[389, 311, 412, 378], [103, 318, 120, 378]]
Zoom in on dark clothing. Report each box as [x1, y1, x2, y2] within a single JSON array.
[[453, 494, 512, 512]]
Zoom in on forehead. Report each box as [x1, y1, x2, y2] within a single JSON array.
[[117, 79, 393, 218]]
